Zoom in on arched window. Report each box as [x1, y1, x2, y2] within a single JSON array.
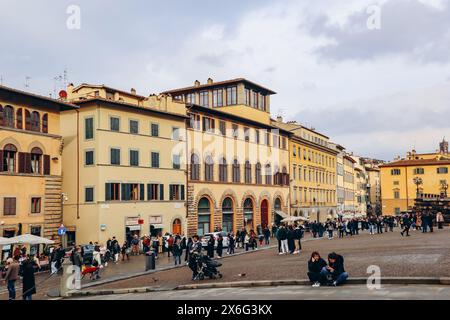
[[3, 106, 14, 128], [244, 161, 252, 184], [197, 197, 211, 236], [172, 218, 182, 235], [190, 153, 200, 181], [25, 109, 31, 130], [232, 159, 240, 183], [30, 147, 43, 174], [204, 155, 214, 181], [273, 165, 280, 185], [243, 198, 254, 229], [222, 197, 234, 233], [282, 166, 288, 185], [2, 144, 17, 173], [255, 162, 262, 184], [16, 108, 23, 129], [274, 198, 282, 211], [31, 111, 40, 132], [265, 164, 272, 185], [42, 113, 48, 133], [219, 157, 228, 182]]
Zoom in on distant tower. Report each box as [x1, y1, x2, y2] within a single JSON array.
[[440, 137, 448, 154]]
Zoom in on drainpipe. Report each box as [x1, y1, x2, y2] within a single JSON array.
[[76, 109, 80, 219]]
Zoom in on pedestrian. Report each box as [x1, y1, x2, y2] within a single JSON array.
[[121, 241, 130, 261], [185, 237, 192, 263], [240, 228, 246, 249], [207, 235, 215, 258], [294, 224, 302, 254], [287, 225, 295, 254], [142, 235, 151, 254], [319, 252, 348, 286], [401, 213, 411, 237], [93, 242, 101, 266], [22, 255, 38, 300], [436, 212, 445, 229], [307, 251, 327, 287], [70, 246, 83, 288], [167, 234, 174, 258], [173, 238, 182, 266], [2, 256, 20, 300], [131, 235, 140, 255], [216, 234, 223, 258], [326, 221, 334, 240], [263, 226, 271, 245], [244, 233, 250, 251], [376, 217, 383, 234], [111, 237, 119, 262], [271, 223, 278, 238], [188, 235, 202, 280], [338, 221, 344, 238], [276, 224, 289, 255], [250, 229, 258, 250], [227, 233, 235, 255]]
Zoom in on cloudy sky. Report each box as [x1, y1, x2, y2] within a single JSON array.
[[1, 0, 450, 160]]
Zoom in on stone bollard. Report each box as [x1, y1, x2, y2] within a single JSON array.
[[59, 258, 81, 297]]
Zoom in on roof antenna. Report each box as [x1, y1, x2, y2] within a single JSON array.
[[0, 75, 3, 85], [25, 76, 31, 88]]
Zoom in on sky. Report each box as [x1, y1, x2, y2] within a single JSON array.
[[1, 0, 450, 160]]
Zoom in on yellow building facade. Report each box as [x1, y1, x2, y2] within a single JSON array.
[[380, 140, 450, 216], [61, 84, 188, 244], [0, 85, 77, 258], [163, 78, 290, 236], [273, 119, 337, 222]]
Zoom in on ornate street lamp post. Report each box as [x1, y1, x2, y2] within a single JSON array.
[[413, 177, 423, 199], [440, 180, 448, 198]]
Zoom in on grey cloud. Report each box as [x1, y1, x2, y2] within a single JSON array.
[[308, 0, 450, 63]]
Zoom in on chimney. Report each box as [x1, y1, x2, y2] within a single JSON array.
[[67, 83, 74, 93], [207, 78, 213, 84], [194, 80, 200, 87], [276, 116, 283, 122], [131, 88, 136, 95]]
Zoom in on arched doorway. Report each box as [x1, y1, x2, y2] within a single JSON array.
[[197, 197, 211, 236], [222, 197, 234, 233], [243, 198, 254, 231], [260, 199, 269, 228], [172, 218, 182, 235], [274, 198, 282, 225]]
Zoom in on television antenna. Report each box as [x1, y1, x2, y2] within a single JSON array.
[[25, 76, 31, 88]]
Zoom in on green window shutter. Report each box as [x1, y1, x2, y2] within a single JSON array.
[[159, 184, 164, 200]]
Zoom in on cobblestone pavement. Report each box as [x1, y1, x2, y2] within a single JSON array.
[[77, 227, 450, 293], [71, 284, 450, 300]]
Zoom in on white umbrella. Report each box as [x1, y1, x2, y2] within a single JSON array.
[[281, 216, 309, 223], [0, 237, 11, 246], [1, 234, 55, 245]]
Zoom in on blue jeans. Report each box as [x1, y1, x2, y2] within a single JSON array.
[[7, 280, 16, 300], [320, 267, 348, 285], [174, 255, 181, 265]]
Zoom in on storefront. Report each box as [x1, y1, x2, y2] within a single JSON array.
[[149, 215, 164, 237], [125, 217, 142, 243]]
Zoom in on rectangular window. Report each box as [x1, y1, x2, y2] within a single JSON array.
[[255, 129, 260, 144], [3, 197, 16, 215], [110, 148, 121, 165], [252, 91, 258, 108], [293, 146, 297, 157], [121, 183, 140, 201], [130, 150, 139, 167], [147, 183, 164, 201], [105, 183, 120, 201], [212, 89, 223, 107], [272, 134, 279, 148], [394, 190, 400, 199], [110, 117, 120, 132], [129, 120, 139, 134], [199, 91, 209, 107], [232, 124, 238, 139], [174, 95, 183, 101], [244, 127, 250, 142], [395, 208, 401, 215], [85, 117, 94, 140], [186, 93, 196, 104], [169, 184, 185, 201], [245, 88, 251, 106], [31, 197, 41, 213], [188, 113, 201, 130], [437, 167, 448, 174], [202, 116, 215, 133], [219, 121, 226, 136], [226, 86, 237, 105], [265, 132, 270, 146], [414, 168, 424, 175], [173, 154, 181, 169], [85, 187, 94, 202], [85, 150, 94, 166], [259, 94, 265, 110], [151, 152, 160, 168], [151, 123, 159, 137], [391, 169, 401, 175], [172, 127, 180, 140]]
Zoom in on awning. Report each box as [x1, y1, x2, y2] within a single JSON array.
[[128, 225, 142, 231], [150, 224, 164, 229], [0, 234, 55, 246], [275, 210, 289, 219]]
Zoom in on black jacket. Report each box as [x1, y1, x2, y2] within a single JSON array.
[[329, 255, 345, 276], [308, 258, 327, 274]]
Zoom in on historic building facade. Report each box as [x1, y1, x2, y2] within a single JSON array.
[[0, 85, 77, 257], [163, 78, 291, 236], [380, 139, 450, 216], [60, 84, 188, 244], [273, 119, 338, 222]]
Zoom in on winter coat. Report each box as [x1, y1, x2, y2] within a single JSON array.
[[22, 260, 37, 297], [308, 258, 327, 274]]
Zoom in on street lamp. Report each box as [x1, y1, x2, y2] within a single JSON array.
[[440, 180, 448, 198], [413, 177, 423, 198]]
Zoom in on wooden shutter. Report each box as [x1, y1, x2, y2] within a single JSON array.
[[169, 185, 174, 200], [140, 184, 145, 201], [121, 184, 126, 201], [159, 184, 164, 200], [105, 183, 111, 201], [181, 185, 185, 200], [16, 108, 23, 129], [43, 154, 50, 175], [18, 152, 26, 173], [25, 110, 31, 130], [42, 113, 48, 133]]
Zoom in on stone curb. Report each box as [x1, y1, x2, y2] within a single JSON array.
[[66, 277, 450, 297]]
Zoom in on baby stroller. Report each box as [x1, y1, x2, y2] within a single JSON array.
[[196, 254, 223, 280]]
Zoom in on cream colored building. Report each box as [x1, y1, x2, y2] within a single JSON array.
[[351, 155, 368, 217], [61, 84, 188, 244], [329, 143, 345, 216], [273, 119, 338, 222], [343, 153, 356, 215], [163, 78, 290, 236], [0, 85, 77, 258]]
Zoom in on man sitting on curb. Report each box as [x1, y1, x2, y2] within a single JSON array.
[[319, 252, 348, 286]]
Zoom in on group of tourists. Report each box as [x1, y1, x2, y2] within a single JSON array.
[[399, 211, 445, 236], [1, 253, 39, 300]]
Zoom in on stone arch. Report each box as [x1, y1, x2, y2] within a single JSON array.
[[257, 190, 271, 208], [194, 188, 217, 210], [241, 190, 258, 208], [272, 191, 285, 208], [28, 140, 47, 154], [0, 137, 22, 151], [219, 189, 238, 208]]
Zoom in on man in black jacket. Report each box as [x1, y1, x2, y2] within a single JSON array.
[[319, 252, 348, 286]]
